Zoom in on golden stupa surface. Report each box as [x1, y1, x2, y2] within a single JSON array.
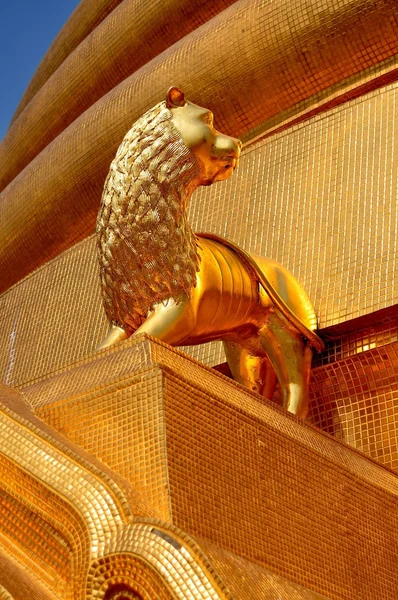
[[0, 0, 398, 598]]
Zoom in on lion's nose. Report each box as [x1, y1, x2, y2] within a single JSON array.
[[213, 134, 242, 159]]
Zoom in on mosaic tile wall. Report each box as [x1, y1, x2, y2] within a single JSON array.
[[1, 0, 397, 291], [30, 337, 398, 600], [0, 381, 238, 600], [308, 341, 398, 471], [0, 80, 397, 387], [2, 0, 398, 597]]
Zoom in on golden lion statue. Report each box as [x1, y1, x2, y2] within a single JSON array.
[[97, 87, 324, 418]]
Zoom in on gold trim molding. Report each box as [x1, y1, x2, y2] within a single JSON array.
[[0, 384, 234, 599]]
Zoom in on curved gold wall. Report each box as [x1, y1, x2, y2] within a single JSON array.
[[10, 0, 124, 123], [0, 0, 397, 293], [0, 0, 236, 192]]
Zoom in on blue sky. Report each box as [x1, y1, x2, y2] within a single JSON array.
[[0, 1, 81, 140]]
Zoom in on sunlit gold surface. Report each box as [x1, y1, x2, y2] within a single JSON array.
[[0, 0, 237, 192], [1, 0, 398, 596], [3, 240, 398, 472], [0, 0, 397, 291], [0, 586, 13, 600], [0, 372, 334, 599], [0, 80, 395, 389], [96, 90, 321, 417], [0, 382, 240, 600], [16, 335, 398, 600]]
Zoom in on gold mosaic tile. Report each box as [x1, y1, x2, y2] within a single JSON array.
[[197, 539, 329, 600], [308, 340, 398, 472], [94, 521, 232, 600], [0, 382, 234, 599], [0, 587, 12, 600], [1, 79, 397, 385], [1, 0, 397, 290], [28, 335, 398, 600], [190, 83, 398, 333], [3, 0, 398, 597], [0, 550, 54, 600], [36, 367, 172, 521], [313, 315, 398, 367]]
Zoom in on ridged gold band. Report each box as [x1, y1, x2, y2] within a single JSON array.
[[0, 0, 396, 292]]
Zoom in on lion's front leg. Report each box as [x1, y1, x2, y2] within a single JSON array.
[[132, 296, 197, 346], [97, 323, 128, 350]]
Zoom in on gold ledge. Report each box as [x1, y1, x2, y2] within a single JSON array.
[[21, 335, 398, 600], [0, 383, 240, 599]]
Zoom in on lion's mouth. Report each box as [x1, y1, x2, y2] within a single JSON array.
[[221, 156, 238, 170]]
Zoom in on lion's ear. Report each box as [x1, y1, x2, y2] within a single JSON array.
[[166, 87, 186, 108]]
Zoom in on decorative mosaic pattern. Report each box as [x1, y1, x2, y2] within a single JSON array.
[[36, 367, 172, 521], [1, 79, 398, 386], [1, 1, 398, 596], [30, 335, 398, 600], [90, 522, 232, 600], [1, 0, 397, 290], [0, 384, 238, 600]]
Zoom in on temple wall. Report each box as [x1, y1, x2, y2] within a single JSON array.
[[1, 0, 398, 596], [0, 0, 397, 291], [1, 79, 397, 384]]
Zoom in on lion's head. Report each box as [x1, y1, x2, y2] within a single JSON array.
[[97, 88, 241, 332], [166, 86, 241, 185]]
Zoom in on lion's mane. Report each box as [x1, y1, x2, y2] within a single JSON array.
[[97, 102, 201, 332]]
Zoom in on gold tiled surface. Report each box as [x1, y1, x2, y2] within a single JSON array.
[[38, 367, 172, 521], [308, 341, 398, 472], [162, 369, 398, 599], [1, 78, 398, 385], [94, 521, 233, 599], [0, 587, 12, 600], [11, 0, 124, 123], [0, 480, 72, 596], [0, 238, 108, 389], [89, 553, 176, 600], [1, 0, 236, 192], [0, 382, 158, 528], [1, 0, 398, 290], [0, 383, 234, 599], [313, 316, 398, 367], [0, 551, 54, 600], [196, 539, 329, 600], [28, 335, 398, 600]]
